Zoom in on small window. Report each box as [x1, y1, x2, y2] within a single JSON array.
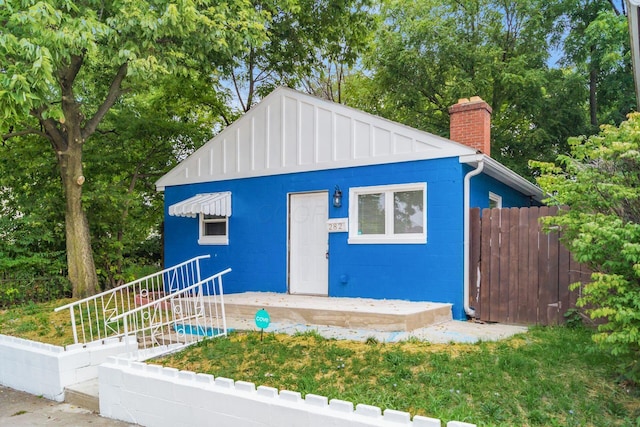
[[489, 192, 502, 209], [349, 183, 426, 244], [198, 214, 229, 245]]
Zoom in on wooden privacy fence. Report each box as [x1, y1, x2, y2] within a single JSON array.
[[469, 206, 591, 325]]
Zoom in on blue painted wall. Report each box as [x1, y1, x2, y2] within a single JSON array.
[[465, 164, 536, 209], [164, 157, 532, 320]]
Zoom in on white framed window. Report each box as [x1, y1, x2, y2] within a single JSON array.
[[348, 182, 427, 244], [489, 192, 502, 209], [198, 214, 229, 245]]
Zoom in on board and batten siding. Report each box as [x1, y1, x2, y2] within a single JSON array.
[[156, 87, 472, 190]]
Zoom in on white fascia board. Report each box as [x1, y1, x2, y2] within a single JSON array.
[[459, 154, 545, 202], [157, 148, 472, 190]]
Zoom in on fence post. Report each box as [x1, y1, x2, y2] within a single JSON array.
[[123, 316, 129, 339], [218, 275, 227, 335], [69, 308, 78, 344]]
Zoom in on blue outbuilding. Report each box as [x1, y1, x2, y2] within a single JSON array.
[[156, 87, 543, 320]]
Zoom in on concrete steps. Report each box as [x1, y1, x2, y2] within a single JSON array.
[[65, 378, 99, 413]]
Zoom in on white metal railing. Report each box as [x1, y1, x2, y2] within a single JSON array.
[[54, 255, 211, 345], [110, 268, 231, 357]]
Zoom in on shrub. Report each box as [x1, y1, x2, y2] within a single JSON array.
[[533, 113, 640, 381], [0, 274, 71, 308]]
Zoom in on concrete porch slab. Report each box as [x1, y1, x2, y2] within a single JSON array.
[[212, 292, 453, 332]]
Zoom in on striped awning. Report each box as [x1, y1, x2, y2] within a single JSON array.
[[168, 192, 232, 218]]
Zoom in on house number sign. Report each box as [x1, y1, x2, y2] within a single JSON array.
[[327, 218, 348, 233]]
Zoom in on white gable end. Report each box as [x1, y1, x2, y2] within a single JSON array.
[[156, 87, 475, 190]]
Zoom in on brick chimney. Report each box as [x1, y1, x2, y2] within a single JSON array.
[[448, 96, 492, 156]]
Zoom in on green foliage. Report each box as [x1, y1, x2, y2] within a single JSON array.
[[0, 0, 257, 293], [563, 308, 584, 329], [0, 134, 67, 282], [0, 0, 267, 125], [0, 0, 267, 297], [226, 0, 376, 109], [561, 0, 635, 127], [81, 77, 219, 288], [534, 113, 640, 380], [342, 0, 635, 179], [0, 275, 71, 308], [564, 307, 584, 329]]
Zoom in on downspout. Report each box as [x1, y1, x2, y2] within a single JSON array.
[[462, 154, 484, 318]]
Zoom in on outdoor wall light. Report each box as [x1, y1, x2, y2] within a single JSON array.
[[333, 185, 343, 208]]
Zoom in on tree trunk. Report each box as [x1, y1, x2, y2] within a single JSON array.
[[34, 56, 126, 299], [59, 134, 98, 298], [50, 55, 100, 298]]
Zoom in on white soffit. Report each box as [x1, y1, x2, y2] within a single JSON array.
[[156, 87, 476, 190], [168, 192, 232, 218]]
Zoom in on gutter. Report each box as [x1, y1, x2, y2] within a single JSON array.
[[461, 154, 484, 318]]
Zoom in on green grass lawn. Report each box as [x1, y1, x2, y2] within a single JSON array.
[[1, 299, 638, 426], [158, 328, 640, 427], [0, 299, 76, 346]]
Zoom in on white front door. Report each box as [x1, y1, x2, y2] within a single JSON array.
[[289, 192, 329, 295]]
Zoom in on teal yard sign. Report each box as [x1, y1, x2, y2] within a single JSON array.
[[255, 309, 270, 328], [255, 309, 270, 341]]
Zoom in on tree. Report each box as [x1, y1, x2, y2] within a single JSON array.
[[342, 0, 594, 178], [0, 73, 224, 292], [340, 0, 636, 178], [560, 0, 635, 129], [226, 0, 376, 111], [84, 76, 226, 288], [534, 113, 640, 379], [0, 135, 67, 279], [0, 0, 264, 297]]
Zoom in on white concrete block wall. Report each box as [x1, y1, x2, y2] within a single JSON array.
[[0, 334, 138, 401], [99, 357, 476, 427], [0, 335, 64, 400]]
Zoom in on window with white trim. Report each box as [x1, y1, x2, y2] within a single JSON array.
[[348, 183, 427, 244], [489, 192, 502, 209], [198, 214, 229, 245]]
